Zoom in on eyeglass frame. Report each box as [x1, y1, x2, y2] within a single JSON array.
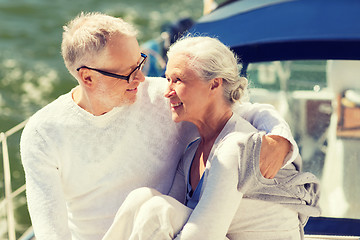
[[76, 53, 147, 83]]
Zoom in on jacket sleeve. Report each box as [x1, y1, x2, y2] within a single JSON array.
[[20, 125, 71, 240], [174, 137, 245, 240]]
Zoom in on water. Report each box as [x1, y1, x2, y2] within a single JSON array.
[[0, 0, 203, 238]]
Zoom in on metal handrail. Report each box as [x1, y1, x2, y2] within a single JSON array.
[[1, 119, 29, 240]]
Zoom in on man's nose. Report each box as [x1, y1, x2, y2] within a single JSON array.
[[164, 83, 175, 98], [133, 70, 145, 83]]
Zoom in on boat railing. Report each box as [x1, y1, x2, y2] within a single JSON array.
[[1, 119, 29, 240]]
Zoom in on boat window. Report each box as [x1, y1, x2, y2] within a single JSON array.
[[247, 60, 360, 221]]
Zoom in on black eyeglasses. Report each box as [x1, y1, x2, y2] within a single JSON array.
[[76, 53, 147, 83]]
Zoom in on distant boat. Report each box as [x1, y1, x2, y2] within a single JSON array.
[[190, 0, 360, 63]]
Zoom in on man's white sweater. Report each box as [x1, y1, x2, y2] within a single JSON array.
[[20, 77, 296, 240]]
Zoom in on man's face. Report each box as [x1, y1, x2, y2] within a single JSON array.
[[91, 34, 145, 108]]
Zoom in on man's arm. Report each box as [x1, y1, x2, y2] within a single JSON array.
[[260, 135, 291, 178], [234, 102, 297, 178], [21, 126, 71, 239]]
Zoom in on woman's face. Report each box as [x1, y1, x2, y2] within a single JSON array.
[[164, 54, 212, 123]]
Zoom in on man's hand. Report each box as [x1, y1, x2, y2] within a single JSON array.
[[259, 135, 291, 179]]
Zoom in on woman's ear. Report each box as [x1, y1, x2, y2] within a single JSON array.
[[210, 78, 223, 90]]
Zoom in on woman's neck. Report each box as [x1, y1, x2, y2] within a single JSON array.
[[194, 104, 233, 143]]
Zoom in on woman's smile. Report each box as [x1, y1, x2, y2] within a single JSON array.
[[170, 102, 183, 108]]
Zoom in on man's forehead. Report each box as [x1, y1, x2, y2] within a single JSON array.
[[104, 35, 141, 70]]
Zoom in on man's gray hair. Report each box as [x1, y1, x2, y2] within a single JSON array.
[[167, 36, 248, 104], [61, 12, 138, 77]]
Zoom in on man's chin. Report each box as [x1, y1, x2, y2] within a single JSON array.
[[119, 96, 137, 106]]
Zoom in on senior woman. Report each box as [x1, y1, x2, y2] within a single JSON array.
[[102, 36, 320, 240]]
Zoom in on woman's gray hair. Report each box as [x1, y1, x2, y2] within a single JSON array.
[[167, 36, 248, 104], [61, 12, 138, 76]]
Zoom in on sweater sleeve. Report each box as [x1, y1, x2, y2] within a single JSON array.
[[174, 138, 244, 240], [20, 125, 71, 240], [233, 102, 298, 166]]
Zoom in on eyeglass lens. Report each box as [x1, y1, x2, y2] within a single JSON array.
[[129, 55, 147, 83]]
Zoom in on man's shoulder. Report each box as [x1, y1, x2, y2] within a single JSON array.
[[25, 92, 72, 130], [137, 77, 168, 106], [143, 76, 167, 92]]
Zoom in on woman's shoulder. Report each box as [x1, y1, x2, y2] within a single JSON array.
[[217, 112, 261, 150], [226, 112, 258, 134], [217, 131, 263, 157]]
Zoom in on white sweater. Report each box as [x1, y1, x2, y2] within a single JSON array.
[[20, 77, 296, 240]]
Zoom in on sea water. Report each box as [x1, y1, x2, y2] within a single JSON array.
[[0, 0, 202, 238]]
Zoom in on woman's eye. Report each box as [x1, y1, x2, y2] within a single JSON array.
[[166, 77, 181, 83]]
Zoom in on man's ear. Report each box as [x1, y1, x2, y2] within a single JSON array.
[[210, 78, 223, 90], [78, 68, 94, 88]]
